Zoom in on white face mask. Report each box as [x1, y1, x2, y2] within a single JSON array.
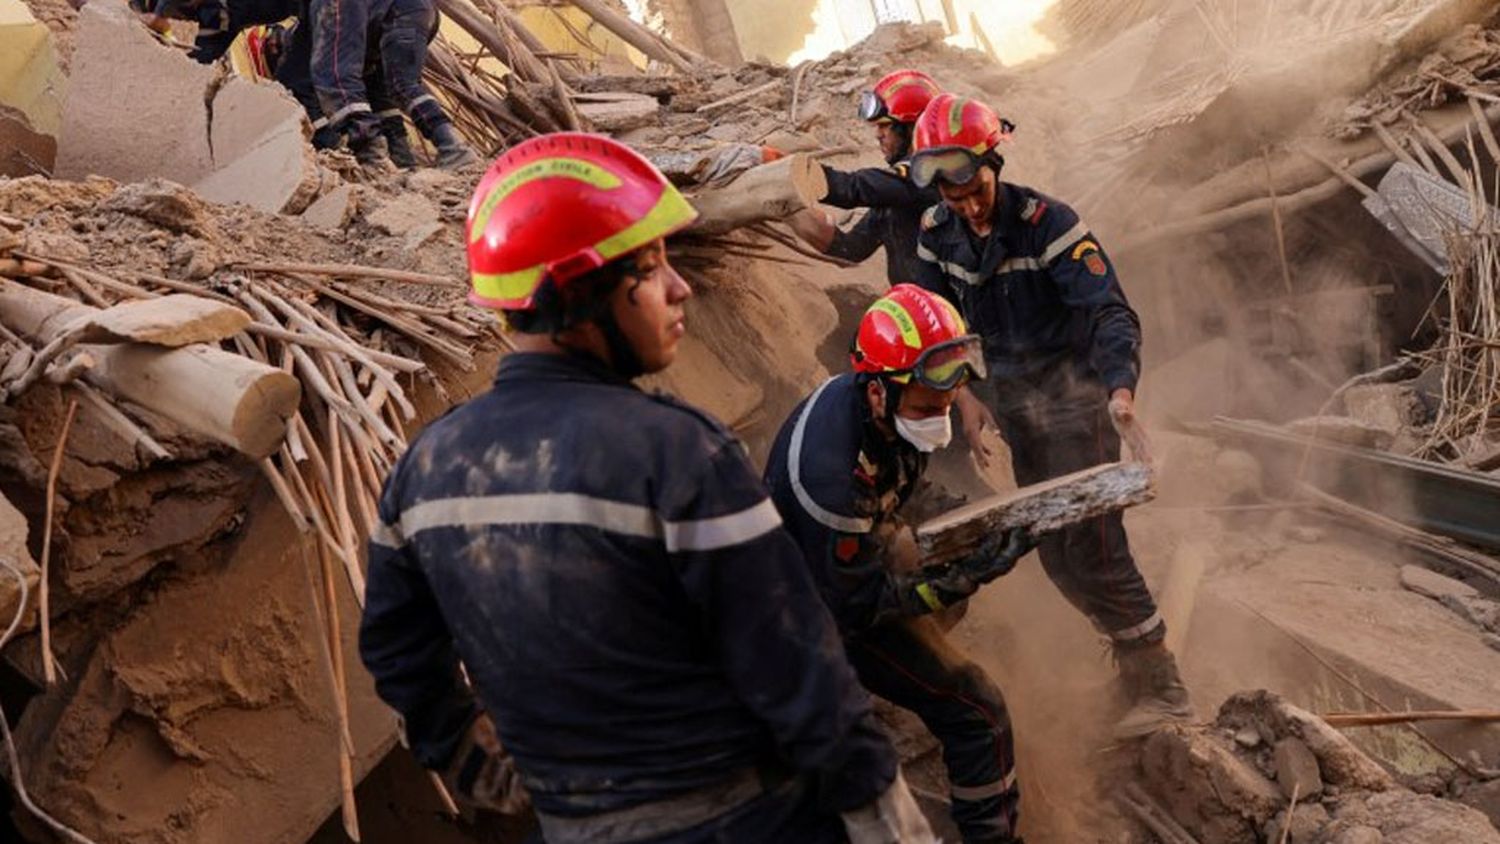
[[893, 413, 952, 453]]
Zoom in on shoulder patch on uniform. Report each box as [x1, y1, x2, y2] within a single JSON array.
[[1020, 196, 1048, 226], [1072, 240, 1107, 276], [892, 161, 910, 179], [921, 204, 947, 231]]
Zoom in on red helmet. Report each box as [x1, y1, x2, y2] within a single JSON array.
[[465, 133, 698, 310], [909, 94, 1014, 188], [859, 69, 941, 125], [852, 285, 985, 390]]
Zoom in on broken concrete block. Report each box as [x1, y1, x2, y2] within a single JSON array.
[[0, 491, 40, 633], [300, 184, 356, 229], [1439, 594, 1500, 633], [402, 221, 444, 252], [0, 104, 55, 178], [1400, 565, 1480, 603], [367, 193, 440, 237], [1286, 415, 1395, 450], [1267, 803, 1331, 844], [1141, 725, 1284, 843], [1325, 825, 1382, 844], [1217, 691, 1396, 792], [1273, 738, 1324, 799], [1341, 383, 1423, 435], [1457, 777, 1500, 831], [0, 0, 66, 176], [193, 75, 318, 214], [101, 180, 216, 238], [56, 1, 315, 214], [575, 92, 661, 132], [56, 2, 214, 185]]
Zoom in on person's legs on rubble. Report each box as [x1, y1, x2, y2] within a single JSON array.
[[848, 616, 1020, 844], [309, 0, 393, 167], [362, 36, 416, 167], [379, 0, 477, 169], [995, 382, 1191, 740]]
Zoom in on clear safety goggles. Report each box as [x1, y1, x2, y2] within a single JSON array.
[[909, 146, 982, 189], [858, 90, 890, 123], [899, 336, 987, 391]]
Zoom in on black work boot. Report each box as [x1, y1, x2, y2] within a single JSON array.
[[431, 122, 478, 169], [1113, 642, 1192, 739], [381, 116, 417, 169]]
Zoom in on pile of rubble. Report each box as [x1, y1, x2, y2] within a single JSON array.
[[1128, 691, 1500, 844]]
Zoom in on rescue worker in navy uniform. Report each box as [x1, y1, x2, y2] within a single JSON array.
[[906, 94, 1192, 738], [790, 69, 945, 285], [132, 0, 443, 167], [792, 68, 993, 502], [358, 134, 934, 844], [766, 284, 1035, 844], [307, 0, 475, 166]]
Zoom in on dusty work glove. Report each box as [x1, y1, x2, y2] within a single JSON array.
[[841, 769, 938, 844], [442, 712, 531, 815], [955, 526, 1037, 585]]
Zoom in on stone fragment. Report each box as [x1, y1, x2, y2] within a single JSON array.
[[1400, 565, 1480, 602], [1274, 737, 1325, 799]]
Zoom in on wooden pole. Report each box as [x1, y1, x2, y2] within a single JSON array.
[[563, 0, 694, 73], [1322, 709, 1500, 728], [39, 400, 78, 687], [688, 154, 830, 236]]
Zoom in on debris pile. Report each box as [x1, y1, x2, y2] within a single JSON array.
[[1128, 691, 1500, 844]]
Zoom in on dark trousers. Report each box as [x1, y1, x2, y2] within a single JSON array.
[[379, 0, 453, 139], [991, 377, 1164, 647], [309, 0, 393, 136], [848, 617, 1018, 843]]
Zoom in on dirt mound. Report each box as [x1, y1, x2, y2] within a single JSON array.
[[1135, 691, 1500, 843]]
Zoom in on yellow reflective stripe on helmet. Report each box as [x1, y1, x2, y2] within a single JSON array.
[[469, 158, 625, 245], [870, 298, 923, 349], [470, 265, 544, 303], [594, 183, 698, 260], [948, 97, 966, 138], [916, 582, 945, 612], [935, 296, 969, 333]]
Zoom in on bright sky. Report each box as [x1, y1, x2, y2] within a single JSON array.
[[789, 0, 1059, 65]]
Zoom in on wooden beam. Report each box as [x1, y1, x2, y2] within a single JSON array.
[[0, 281, 300, 459], [688, 154, 829, 236], [916, 462, 1156, 564], [563, 0, 694, 73]]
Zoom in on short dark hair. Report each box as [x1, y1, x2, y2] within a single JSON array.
[[502, 258, 635, 335]]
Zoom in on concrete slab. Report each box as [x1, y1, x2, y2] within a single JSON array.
[[0, 0, 64, 137], [55, 1, 314, 214]]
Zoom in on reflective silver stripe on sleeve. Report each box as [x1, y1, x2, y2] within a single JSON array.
[[663, 498, 782, 553], [398, 493, 660, 542], [948, 770, 1018, 802], [918, 243, 990, 286], [789, 378, 874, 534], [1040, 220, 1090, 265], [996, 256, 1040, 275], [1109, 611, 1165, 642], [369, 520, 403, 549], [374, 108, 403, 118], [409, 93, 438, 109]]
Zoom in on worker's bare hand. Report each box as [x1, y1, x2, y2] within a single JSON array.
[[955, 387, 997, 470], [1108, 388, 1154, 465]]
